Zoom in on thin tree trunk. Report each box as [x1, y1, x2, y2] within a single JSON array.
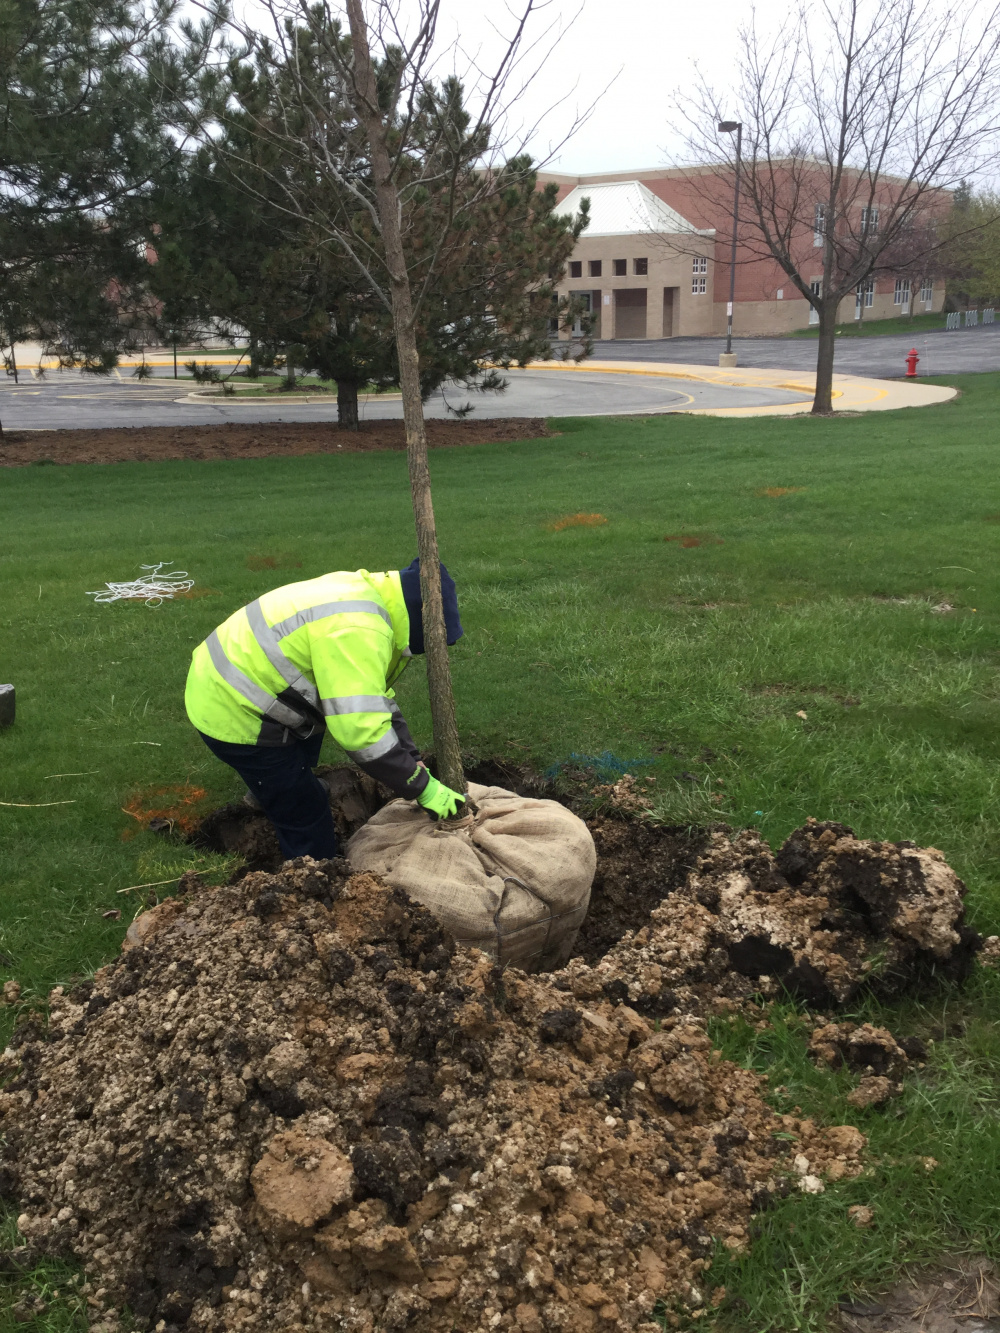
[[337, 380, 360, 430], [285, 351, 295, 385], [9, 343, 18, 385], [249, 338, 259, 379], [346, 0, 466, 795], [813, 300, 838, 414]]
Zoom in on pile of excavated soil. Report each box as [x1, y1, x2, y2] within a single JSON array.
[[0, 419, 548, 467], [556, 819, 981, 1013], [0, 863, 868, 1333]]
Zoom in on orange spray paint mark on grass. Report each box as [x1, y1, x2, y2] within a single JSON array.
[[548, 513, 608, 532], [664, 534, 724, 548], [120, 784, 209, 836], [757, 486, 807, 497], [247, 553, 303, 571]]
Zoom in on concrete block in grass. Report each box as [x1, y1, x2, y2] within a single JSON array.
[[0, 684, 14, 728]]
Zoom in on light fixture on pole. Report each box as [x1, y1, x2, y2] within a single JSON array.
[[717, 120, 742, 366]]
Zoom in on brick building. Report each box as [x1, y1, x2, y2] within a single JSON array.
[[542, 167, 945, 340]]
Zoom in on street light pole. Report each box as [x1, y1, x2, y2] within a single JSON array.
[[717, 120, 742, 362]]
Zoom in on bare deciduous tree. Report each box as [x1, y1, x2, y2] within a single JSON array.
[[215, 0, 592, 794], [673, 0, 1000, 413]]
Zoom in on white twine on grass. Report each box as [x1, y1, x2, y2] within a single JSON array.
[[86, 561, 195, 607]]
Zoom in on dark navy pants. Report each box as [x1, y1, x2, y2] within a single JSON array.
[[198, 730, 339, 860]]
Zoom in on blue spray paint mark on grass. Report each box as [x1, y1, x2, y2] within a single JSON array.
[[545, 750, 654, 780]]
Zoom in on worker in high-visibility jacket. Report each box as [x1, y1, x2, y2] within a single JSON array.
[[184, 559, 465, 860]]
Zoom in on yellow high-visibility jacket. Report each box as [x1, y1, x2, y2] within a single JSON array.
[[184, 569, 429, 797]]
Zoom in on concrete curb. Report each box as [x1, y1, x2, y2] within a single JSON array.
[[521, 358, 958, 416]]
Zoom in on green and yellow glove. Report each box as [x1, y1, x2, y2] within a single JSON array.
[[416, 774, 467, 820]]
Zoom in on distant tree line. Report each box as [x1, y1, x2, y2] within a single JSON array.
[[940, 183, 1000, 310], [0, 0, 591, 423]]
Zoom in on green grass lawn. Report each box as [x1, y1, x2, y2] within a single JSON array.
[[785, 310, 954, 338], [3, 374, 1000, 1330]]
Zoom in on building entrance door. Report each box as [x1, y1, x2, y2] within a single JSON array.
[[571, 291, 592, 336], [614, 288, 647, 339], [662, 287, 679, 337]]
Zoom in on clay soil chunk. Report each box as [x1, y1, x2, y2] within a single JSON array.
[[251, 1130, 355, 1234]]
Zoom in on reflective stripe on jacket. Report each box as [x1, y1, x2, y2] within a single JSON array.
[[185, 569, 429, 796]]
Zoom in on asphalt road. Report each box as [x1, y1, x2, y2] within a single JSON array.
[[0, 365, 811, 430], [593, 325, 1000, 378]]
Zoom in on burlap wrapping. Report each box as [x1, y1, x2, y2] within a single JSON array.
[[346, 782, 595, 972]]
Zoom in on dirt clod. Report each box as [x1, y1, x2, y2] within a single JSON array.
[[808, 1023, 921, 1076], [0, 864, 866, 1333], [2, 980, 21, 1004], [846, 1076, 904, 1109]]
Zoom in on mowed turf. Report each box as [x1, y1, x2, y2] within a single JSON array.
[[3, 374, 1000, 1330]]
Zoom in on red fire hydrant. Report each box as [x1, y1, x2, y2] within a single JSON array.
[[905, 347, 920, 377]]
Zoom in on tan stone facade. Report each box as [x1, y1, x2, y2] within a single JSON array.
[[559, 233, 717, 341]]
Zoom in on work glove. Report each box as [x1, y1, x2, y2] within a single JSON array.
[[416, 774, 467, 820]]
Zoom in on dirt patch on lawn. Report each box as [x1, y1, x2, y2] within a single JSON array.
[[838, 1255, 1000, 1333], [0, 418, 549, 467]]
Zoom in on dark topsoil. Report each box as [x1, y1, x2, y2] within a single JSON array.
[[191, 759, 711, 969], [0, 418, 549, 467]]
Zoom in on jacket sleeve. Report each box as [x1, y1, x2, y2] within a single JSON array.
[[310, 624, 429, 799]]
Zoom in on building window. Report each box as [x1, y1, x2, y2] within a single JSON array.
[[588, 259, 602, 278], [855, 279, 874, 315], [613, 258, 627, 276], [692, 276, 707, 294], [894, 278, 911, 311], [634, 257, 648, 275], [920, 280, 933, 307], [861, 206, 879, 235], [813, 203, 825, 247], [777, 289, 784, 300], [809, 278, 821, 324], [569, 261, 582, 278], [692, 256, 707, 273]]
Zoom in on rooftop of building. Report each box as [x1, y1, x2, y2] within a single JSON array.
[[556, 179, 713, 237]]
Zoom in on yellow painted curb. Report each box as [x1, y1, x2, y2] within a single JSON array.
[[518, 358, 956, 416]]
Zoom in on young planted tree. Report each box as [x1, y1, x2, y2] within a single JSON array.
[[216, 0, 590, 788], [673, 0, 1000, 413]]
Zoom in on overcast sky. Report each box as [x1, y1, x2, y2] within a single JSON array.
[[431, 0, 749, 175]]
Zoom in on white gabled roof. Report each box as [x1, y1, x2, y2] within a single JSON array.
[[558, 180, 710, 236]]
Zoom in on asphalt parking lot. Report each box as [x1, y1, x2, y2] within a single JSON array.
[[2, 326, 995, 431], [595, 326, 1000, 378], [0, 364, 811, 431]]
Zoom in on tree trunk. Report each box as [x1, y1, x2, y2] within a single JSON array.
[[812, 299, 838, 414], [346, 0, 466, 795], [249, 338, 259, 379], [337, 379, 360, 430], [9, 343, 18, 385], [285, 352, 295, 385]]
